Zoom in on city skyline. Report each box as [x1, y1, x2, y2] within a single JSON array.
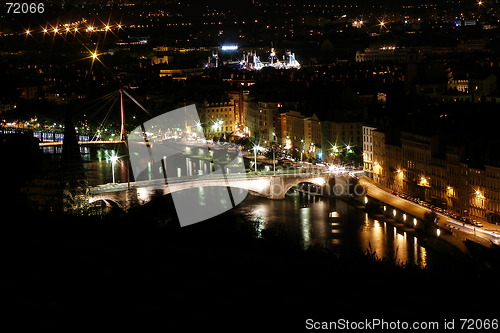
[[2, 1, 500, 331]]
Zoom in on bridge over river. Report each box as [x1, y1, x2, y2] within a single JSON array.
[[89, 172, 361, 211]]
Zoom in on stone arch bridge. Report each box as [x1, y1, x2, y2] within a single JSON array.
[[89, 173, 357, 210]]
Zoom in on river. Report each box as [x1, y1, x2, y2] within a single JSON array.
[[232, 191, 435, 268], [48, 147, 456, 269]]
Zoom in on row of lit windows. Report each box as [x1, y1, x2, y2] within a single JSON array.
[[207, 108, 233, 113], [208, 126, 233, 133]]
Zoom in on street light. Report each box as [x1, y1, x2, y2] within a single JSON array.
[[109, 154, 119, 184], [271, 133, 277, 176], [253, 145, 262, 173], [269, 144, 276, 176]]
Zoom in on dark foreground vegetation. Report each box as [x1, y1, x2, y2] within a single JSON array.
[[4, 194, 500, 332]]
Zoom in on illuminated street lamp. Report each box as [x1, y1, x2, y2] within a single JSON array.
[[211, 120, 224, 138], [378, 19, 388, 32], [253, 145, 262, 173], [269, 142, 277, 176], [109, 154, 119, 183]]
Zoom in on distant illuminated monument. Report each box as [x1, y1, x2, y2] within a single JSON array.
[[205, 45, 300, 70]]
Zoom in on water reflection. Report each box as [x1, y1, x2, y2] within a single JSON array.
[[300, 208, 311, 247], [48, 149, 438, 268], [233, 191, 433, 268]]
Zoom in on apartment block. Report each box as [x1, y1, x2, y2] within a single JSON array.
[[227, 90, 250, 134], [365, 128, 500, 223], [245, 101, 281, 143], [197, 100, 236, 138], [304, 114, 322, 155], [361, 125, 377, 178], [279, 111, 305, 148], [322, 121, 362, 149]]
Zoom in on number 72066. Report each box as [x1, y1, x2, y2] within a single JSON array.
[[6, 3, 45, 14]]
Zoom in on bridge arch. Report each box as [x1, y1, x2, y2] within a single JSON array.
[[284, 179, 328, 197], [89, 197, 124, 211]]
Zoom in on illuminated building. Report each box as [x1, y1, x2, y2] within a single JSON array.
[[158, 68, 204, 80], [361, 125, 377, 177], [372, 130, 387, 186], [278, 111, 304, 148], [304, 114, 322, 155], [197, 101, 237, 138], [322, 121, 362, 152], [245, 102, 281, 142], [228, 90, 250, 136], [366, 128, 500, 223], [205, 46, 300, 70], [355, 46, 423, 63]]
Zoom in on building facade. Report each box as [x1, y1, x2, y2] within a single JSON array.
[[362, 125, 377, 178], [197, 100, 236, 138], [279, 111, 305, 149], [245, 101, 281, 143], [304, 114, 322, 156], [227, 90, 250, 136], [364, 128, 500, 223]]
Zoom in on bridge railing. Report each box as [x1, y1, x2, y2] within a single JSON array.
[[90, 170, 339, 194]]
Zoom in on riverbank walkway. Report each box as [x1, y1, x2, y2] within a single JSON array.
[[358, 176, 500, 248]]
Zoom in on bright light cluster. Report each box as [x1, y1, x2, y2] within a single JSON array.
[[14, 21, 125, 37]]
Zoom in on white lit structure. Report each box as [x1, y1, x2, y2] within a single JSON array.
[[362, 125, 377, 178]]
